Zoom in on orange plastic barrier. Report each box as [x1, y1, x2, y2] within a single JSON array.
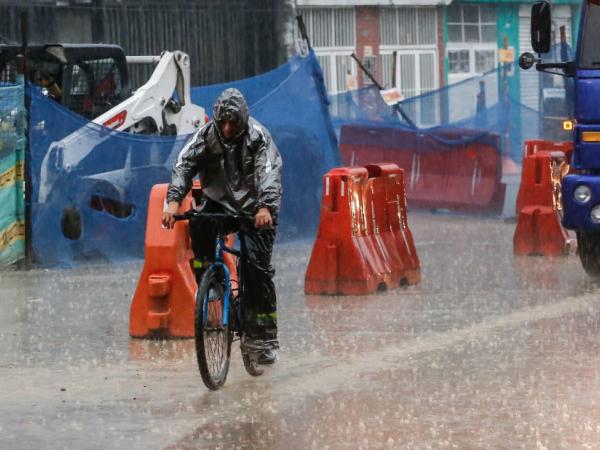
[[521, 139, 573, 160], [513, 140, 575, 256], [365, 164, 420, 285], [304, 163, 420, 295], [339, 124, 504, 213], [374, 163, 421, 285], [130, 182, 238, 338]]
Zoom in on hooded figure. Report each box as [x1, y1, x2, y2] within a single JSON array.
[[167, 88, 282, 217], [163, 88, 282, 364]]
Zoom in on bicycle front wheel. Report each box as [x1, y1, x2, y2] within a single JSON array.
[[195, 268, 232, 390]]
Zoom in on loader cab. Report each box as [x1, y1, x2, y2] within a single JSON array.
[[0, 43, 129, 119]]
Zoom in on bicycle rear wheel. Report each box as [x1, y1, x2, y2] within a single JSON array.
[[195, 269, 232, 390], [241, 338, 264, 377]]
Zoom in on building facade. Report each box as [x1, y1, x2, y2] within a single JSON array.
[[0, 0, 295, 87], [297, 0, 582, 109]]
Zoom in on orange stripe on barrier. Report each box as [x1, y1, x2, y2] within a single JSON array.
[[305, 163, 420, 295]]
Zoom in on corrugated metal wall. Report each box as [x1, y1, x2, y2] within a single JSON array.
[[0, 0, 294, 88]]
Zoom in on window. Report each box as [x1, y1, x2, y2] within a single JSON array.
[[475, 50, 496, 73], [448, 50, 470, 74], [380, 6, 439, 104], [447, 4, 497, 83], [379, 7, 439, 126], [66, 58, 125, 118], [70, 65, 90, 96], [448, 4, 497, 44], [380, 7, 437, 46], [299, 7, 356, 94]]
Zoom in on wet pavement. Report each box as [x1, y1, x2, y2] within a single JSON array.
[[2, 211, 600, 449]]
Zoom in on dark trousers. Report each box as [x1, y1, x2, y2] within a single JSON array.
[[189, 200, 277, 342]]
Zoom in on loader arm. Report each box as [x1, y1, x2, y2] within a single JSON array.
[[38, 50, 207, 204], [94, 51, 206, 135]]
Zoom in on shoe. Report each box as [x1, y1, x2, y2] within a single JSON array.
[[258, 348, 278, 365]]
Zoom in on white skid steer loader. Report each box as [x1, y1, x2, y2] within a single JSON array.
[[38, 50, 208, 204]]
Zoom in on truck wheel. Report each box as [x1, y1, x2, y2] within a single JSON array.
[[577, 232, 600, 276]]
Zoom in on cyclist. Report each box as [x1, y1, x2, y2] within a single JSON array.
[[162, 88, 283, 365]]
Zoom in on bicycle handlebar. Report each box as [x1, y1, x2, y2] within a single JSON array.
[[173, 210, 277, 226], [173, 211, 252, 221]]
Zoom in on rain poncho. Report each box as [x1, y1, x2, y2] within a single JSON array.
[[167, 88, 281, 345], [167, 88, 283, 216]]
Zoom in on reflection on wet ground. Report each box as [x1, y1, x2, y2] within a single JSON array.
[[2, 212, 600, 449]]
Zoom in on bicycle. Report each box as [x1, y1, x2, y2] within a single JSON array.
[[174, 210, 268, 390]]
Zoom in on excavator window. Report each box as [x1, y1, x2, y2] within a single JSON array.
[[0, 60, 17, 85], [65, 57, 125, 119]]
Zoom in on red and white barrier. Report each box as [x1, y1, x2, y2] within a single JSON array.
[[339, 124, 505, 213], [305, 163, 420, 295]]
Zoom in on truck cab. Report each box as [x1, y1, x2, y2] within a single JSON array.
[[521, 0, 600, 274]]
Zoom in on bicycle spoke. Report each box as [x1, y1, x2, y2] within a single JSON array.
[[202, 286, 228, 379], [195, 267, 234, 389]]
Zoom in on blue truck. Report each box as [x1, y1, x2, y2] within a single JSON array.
[[520, 0, 600, 274]]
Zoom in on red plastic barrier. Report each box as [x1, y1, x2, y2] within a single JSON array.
[[513, 206, 574, 256], [522, 139, 573, 160], [364, 167, 403, 287], [339, 124, 504, 212], [513, 141, 575, 256], [445, 145, 502, 207], [305, 164, 420, 295], [365, 163, 421, 285], [409, 150, 447, 206], [361, 175, 395, 288], [304, 167, 383, 295], [385, 164, 420, 284], [130, 182, 237, 338]]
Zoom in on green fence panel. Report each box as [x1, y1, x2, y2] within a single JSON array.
[[0, 83, 25, 268]]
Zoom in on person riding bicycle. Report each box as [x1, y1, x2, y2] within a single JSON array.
[[162, 88, 282, 365]]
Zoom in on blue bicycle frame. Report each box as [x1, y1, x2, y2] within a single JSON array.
[[201, 235, 241, 328]]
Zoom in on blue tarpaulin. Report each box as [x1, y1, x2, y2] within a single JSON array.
[[329, 67, 552, 164], [26, 48, 569, 266], [28, 50, 339, 266]]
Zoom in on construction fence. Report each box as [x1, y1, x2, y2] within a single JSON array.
[[0, 81, 26, 268]]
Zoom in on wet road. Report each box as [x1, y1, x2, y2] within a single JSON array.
[[2, 212, 600, 449]]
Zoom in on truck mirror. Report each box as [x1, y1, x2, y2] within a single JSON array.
[[531, 1, 552, 54], [519, 52, 537, 70]]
